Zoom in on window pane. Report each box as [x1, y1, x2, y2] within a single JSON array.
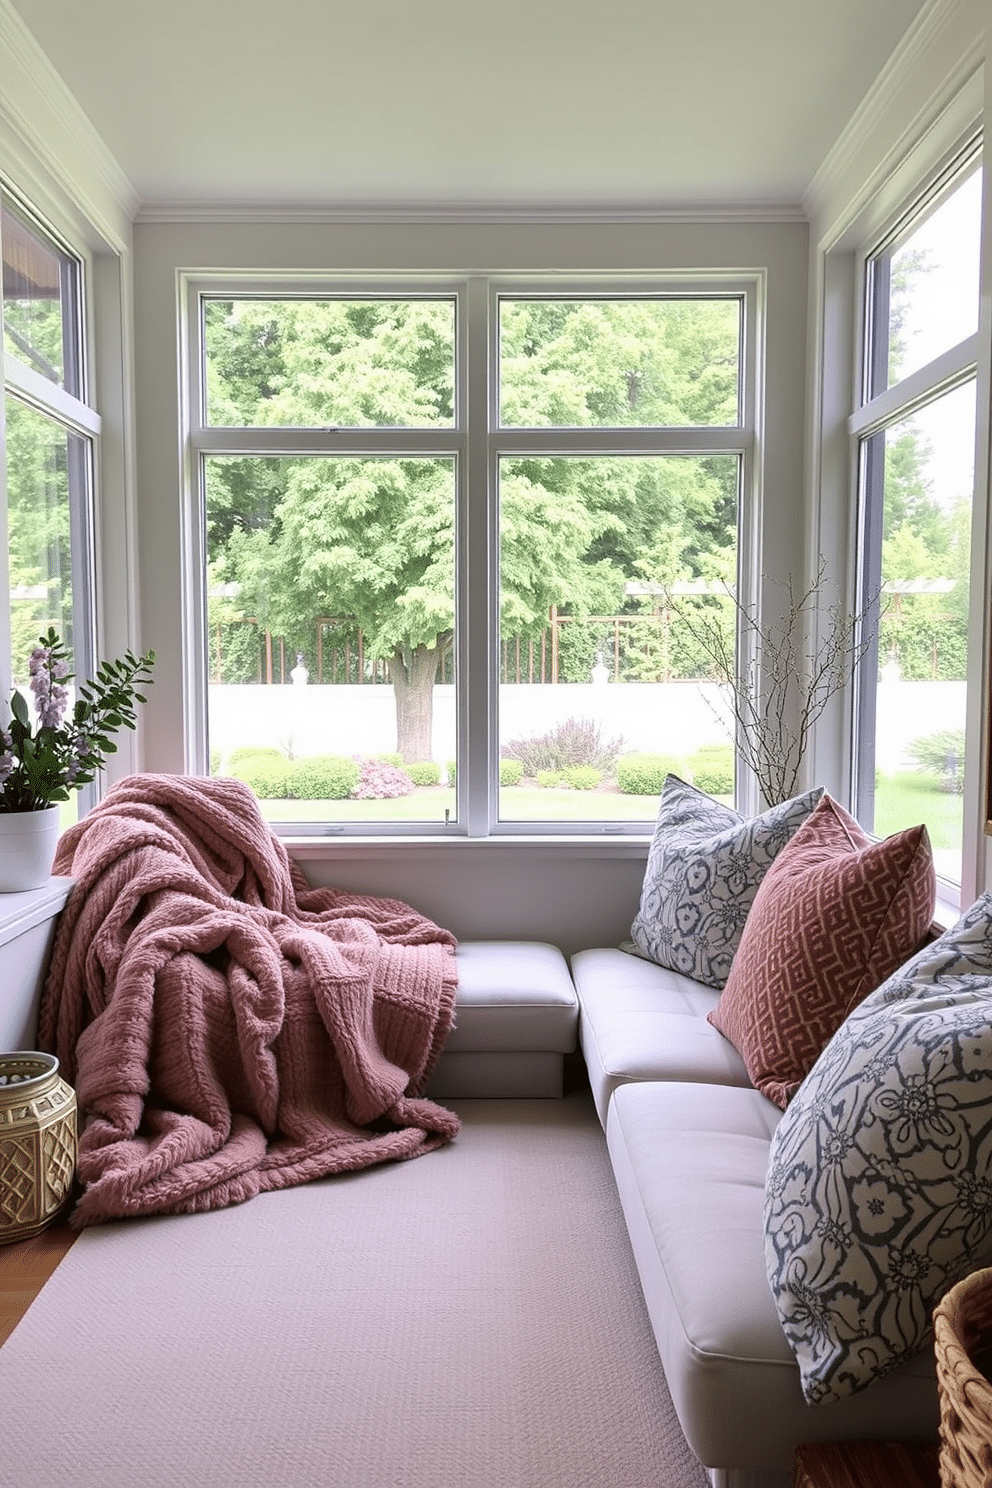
[[498, 298, 741, 428], [872, 168, 982, 394], [5, 396, 79, 676], [860, 380, 975, 886], [497, 453, 739, 822], [1, 202, 81, 396], [205, 455, 456, 823], [202, 298, 456, 427]]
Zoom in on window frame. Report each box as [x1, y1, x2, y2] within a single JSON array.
[[0, 190, 102, 815], [850, 141, 983, 901], [182, 270, 761, 839]]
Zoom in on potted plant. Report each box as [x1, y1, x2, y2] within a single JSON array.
[[0, 627, 155, 890]]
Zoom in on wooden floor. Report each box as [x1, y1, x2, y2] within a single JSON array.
[[0, 1219, 78, 1347]]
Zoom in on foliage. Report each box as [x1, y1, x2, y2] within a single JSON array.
[[616, 753, 685, 796], [377, 752, 404, 767], [446, 760, 456, 789], [406, 760, 441, 786], [229, 756, 292, 799], [535, 770, 562, 789], [0, 629, 155, 813], [351, 759, 416, 799], [686, 743, 735, 796], [499, 758, 523, 786], [501, 715, 625, 776], [228, 745, 282, 768], [904, 728, 966, 793], [290, 755, 361, 800], [562, 765, 601, 791]]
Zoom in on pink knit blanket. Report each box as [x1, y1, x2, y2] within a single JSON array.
[[38, 773, 460, 1227]]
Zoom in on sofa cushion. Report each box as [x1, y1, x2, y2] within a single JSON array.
[[571, 947, 751, 1127], [606, 1081, 939, 1473], [629, 774, 823, 988], [707, 795, 935, 1108], [764, 892, 992, 1405]]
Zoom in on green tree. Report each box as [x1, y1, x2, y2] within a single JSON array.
[[204, 297, 742, 759]]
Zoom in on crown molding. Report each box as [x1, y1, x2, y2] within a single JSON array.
[[0, 0, 139, 245], [803, 0, 985, 239], [134, 197, 808, 227]]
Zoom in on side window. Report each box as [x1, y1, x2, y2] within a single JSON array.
[[1, 196, 99, 821], [853, 157, 983, 893]]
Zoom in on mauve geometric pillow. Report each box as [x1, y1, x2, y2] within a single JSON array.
[[629, 774, 824, 989], [765, 892, 992, 1403], [707, 795, 935, 1108]]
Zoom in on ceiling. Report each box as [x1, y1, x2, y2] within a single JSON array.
[[10, 0, 931, 214]]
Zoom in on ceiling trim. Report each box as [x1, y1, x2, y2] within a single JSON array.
[[134, 198, 808, 226], [803, 0, 984, 235], [0, 0, 139, 243]]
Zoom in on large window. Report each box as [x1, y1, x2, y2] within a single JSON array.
[[0, 195, 99, 823], [190, 280, 754, 835], [853, 154, 983, 892]]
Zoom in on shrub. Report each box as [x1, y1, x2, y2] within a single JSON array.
[[616, 753, 685, 796], [446, 760, 457, 788], [563, 765, 601, 791], [352, 759, 416, 799], [290, 755, 361, 800], [686, 743, 735, 797], [377, 752, 404, 768], [535, 770, 562, 789], [230, 756, 292, 799], [502, 716, 625, 776], [209, 748, 221, 776], [500, 758, 523, 786], [228, 745, 282, 769], [406, 760, 441, 787], [905, 728, 966, 793]]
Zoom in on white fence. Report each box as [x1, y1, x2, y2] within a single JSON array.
[[207, 677, 965, 772]]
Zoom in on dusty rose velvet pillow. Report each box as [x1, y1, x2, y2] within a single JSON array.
[[707, 794, 935, 1108]]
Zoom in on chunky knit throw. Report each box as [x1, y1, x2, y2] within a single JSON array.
[[39, 773, 459, 1227]]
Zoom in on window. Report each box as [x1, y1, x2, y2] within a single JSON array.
[[189, 279, 755, 835], [853, 155, 983, 893], [0, 194, 100, 822]]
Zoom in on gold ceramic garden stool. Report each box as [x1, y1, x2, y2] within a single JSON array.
[[0, 1052, 76, 1244]]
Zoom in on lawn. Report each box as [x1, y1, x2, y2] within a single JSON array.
[[256, 771, 961, 844]]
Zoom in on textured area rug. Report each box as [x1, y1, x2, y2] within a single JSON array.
[[1, 1096, 707, 1488]]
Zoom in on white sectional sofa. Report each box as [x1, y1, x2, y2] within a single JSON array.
[[571, 946, 941, 1488]]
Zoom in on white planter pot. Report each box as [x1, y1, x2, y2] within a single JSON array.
[[0, 807, 61, 892]]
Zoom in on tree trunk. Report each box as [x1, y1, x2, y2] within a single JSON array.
[[388, 642, 442, 762]]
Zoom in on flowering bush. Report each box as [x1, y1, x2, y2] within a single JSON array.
[[351, 759, 415, 800], [0, 628, 155, 813]]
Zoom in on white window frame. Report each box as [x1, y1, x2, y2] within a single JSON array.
[[850, 139, 983, 903], [182, 270, 760, 839], [0, 190, 102, 812]]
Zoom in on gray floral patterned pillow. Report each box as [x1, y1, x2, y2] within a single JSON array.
[[629, 774, 823, 988], [764, 892, 992, 1404]]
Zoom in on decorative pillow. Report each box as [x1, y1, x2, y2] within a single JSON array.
[[764, 892, 992, 1404], [629, 774, 823, 988], [707, 795, 935, 1108]]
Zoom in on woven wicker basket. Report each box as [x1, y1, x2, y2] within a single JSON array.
[[935, 1267, 992, 1488]]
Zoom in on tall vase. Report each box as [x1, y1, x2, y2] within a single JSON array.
[[0, 806, 61, 892]]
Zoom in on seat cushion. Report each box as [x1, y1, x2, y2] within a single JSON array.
[[606, 1081, 940, 1474], [571, 947, 751, 1127], [443, 940, 578, 1053]]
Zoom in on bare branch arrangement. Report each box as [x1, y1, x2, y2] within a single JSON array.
[[670, 562, 880, 807]]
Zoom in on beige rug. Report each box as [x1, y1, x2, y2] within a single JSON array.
[[1, 1096, 707, 1488]]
